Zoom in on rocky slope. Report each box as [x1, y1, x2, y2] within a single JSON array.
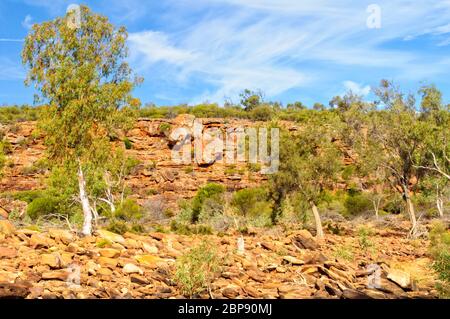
[[0, 217, 440, 299]]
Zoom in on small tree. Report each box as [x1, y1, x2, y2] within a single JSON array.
[[270, 117, 343, 238], [366, 80, 436, 236], [239, 89, 264, 111], [22, 5, 141, 235]]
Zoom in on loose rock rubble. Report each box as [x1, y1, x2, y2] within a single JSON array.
[[0, 219, 440, 299]]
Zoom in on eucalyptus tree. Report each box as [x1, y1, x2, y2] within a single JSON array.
[[22, 5, 141, 235], [270, 114, 343, 238], [364, 80, 438, 236]]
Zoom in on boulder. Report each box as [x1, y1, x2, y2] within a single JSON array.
[[96, 229, 125, 245], [291, 230, 318, 250], [387, 269, 411, 290], [97, 257, 118, 269], [123, 263, 144, 275], [0, 207, 9, 219], [40, 253, 61, 268], [48, 228, 74, 245], [142, 243, 159, 254], [29, 233, 55, 249], [98, 248, 121, 258], [222, 285, 241, 298], [135, 255, 163, 268], [0, 220, 15, 236], [41, 270, 69, 281], [282, 255, 305, 265]]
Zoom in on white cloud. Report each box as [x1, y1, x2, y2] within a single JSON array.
[[129, 31, 195, 66], [123, 0, 450, 103], [0, 58, 24, 80], [21, 15, 33, 29], [343, 81, 371, 97]]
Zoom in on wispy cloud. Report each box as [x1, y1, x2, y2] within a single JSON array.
[[0, 38, 24, 42], [21, 14, 33, 29], [343, 81, 371, 97], [0, 58, 25, 81], [127, 0, 450, 103]]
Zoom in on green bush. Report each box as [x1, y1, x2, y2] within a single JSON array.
[[159, 122, 172, 135], [26, 196, 60, 220], [107, 220, 129, 235], [170, 220, 213, 235], [249, 105, 274, 121], [357, 226, 375, 252], [344, 193, 372, 216], [429, 221, 450, 298], [114, 198, 143, 221], [175, 241, 221, 298], [231, 187, 272, 217], [191, 183, 225, 222], [123, 137, 133, 150]]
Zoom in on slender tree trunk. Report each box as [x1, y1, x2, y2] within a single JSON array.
[[437, 197, 444, 218], [310, 201, 324, 239], [372, 199, 380, 219], [78, 164, 92, 236], [403, 184, 417, 236], [436, 185, 444, 218]]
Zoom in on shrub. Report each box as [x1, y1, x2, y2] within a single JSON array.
[[123, 137, 133, 150], [334, 244, 355, 261], [26, 196, 60, 220], [175, 241, 221, 298], [114, 198, 143, 222], [344, 193, 372, 216], [357, 226, 374, 252], [107, 220, 129, 235], [191, 183, 225, 222], [170, 220, 213, 235], [429, 221, 450, 298], [231, 187, 272, 218], [249, 105, 274, 121], [382, 194, 403, 214], [159, 123, 172, 135]]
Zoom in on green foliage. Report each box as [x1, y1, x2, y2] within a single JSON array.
[[123, 138, 133, 150], [344, 192, 373, 216], [26, 195, 63, 220], [0, 105, 41, 124], [240, 89, 264, 111], [106, 220, 130, 235], [159, 122, 172, 135], [429, 221, 450, 297], [357, 226, 375, 252], [191, 183, 226, 223], [170, 220, 213, 235], [270, 118, 343, 222], [231, 187, 272, 218], [175, 241, 221, 297], [249, 104, 274, 121], [114, 198, 143, 221], [334, 244, 355, 261]]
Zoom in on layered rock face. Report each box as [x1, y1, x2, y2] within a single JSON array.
[[1, 116, 285, 212]]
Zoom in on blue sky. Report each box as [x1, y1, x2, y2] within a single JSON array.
[[1, 0, 450, 107]]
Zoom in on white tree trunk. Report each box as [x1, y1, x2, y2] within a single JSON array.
[[437, 197, 444, 218], [78, 164, 92, 236], [403, 185, 417, 236], [372, 199, 380, 219], [310, 201, 324, 239]]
